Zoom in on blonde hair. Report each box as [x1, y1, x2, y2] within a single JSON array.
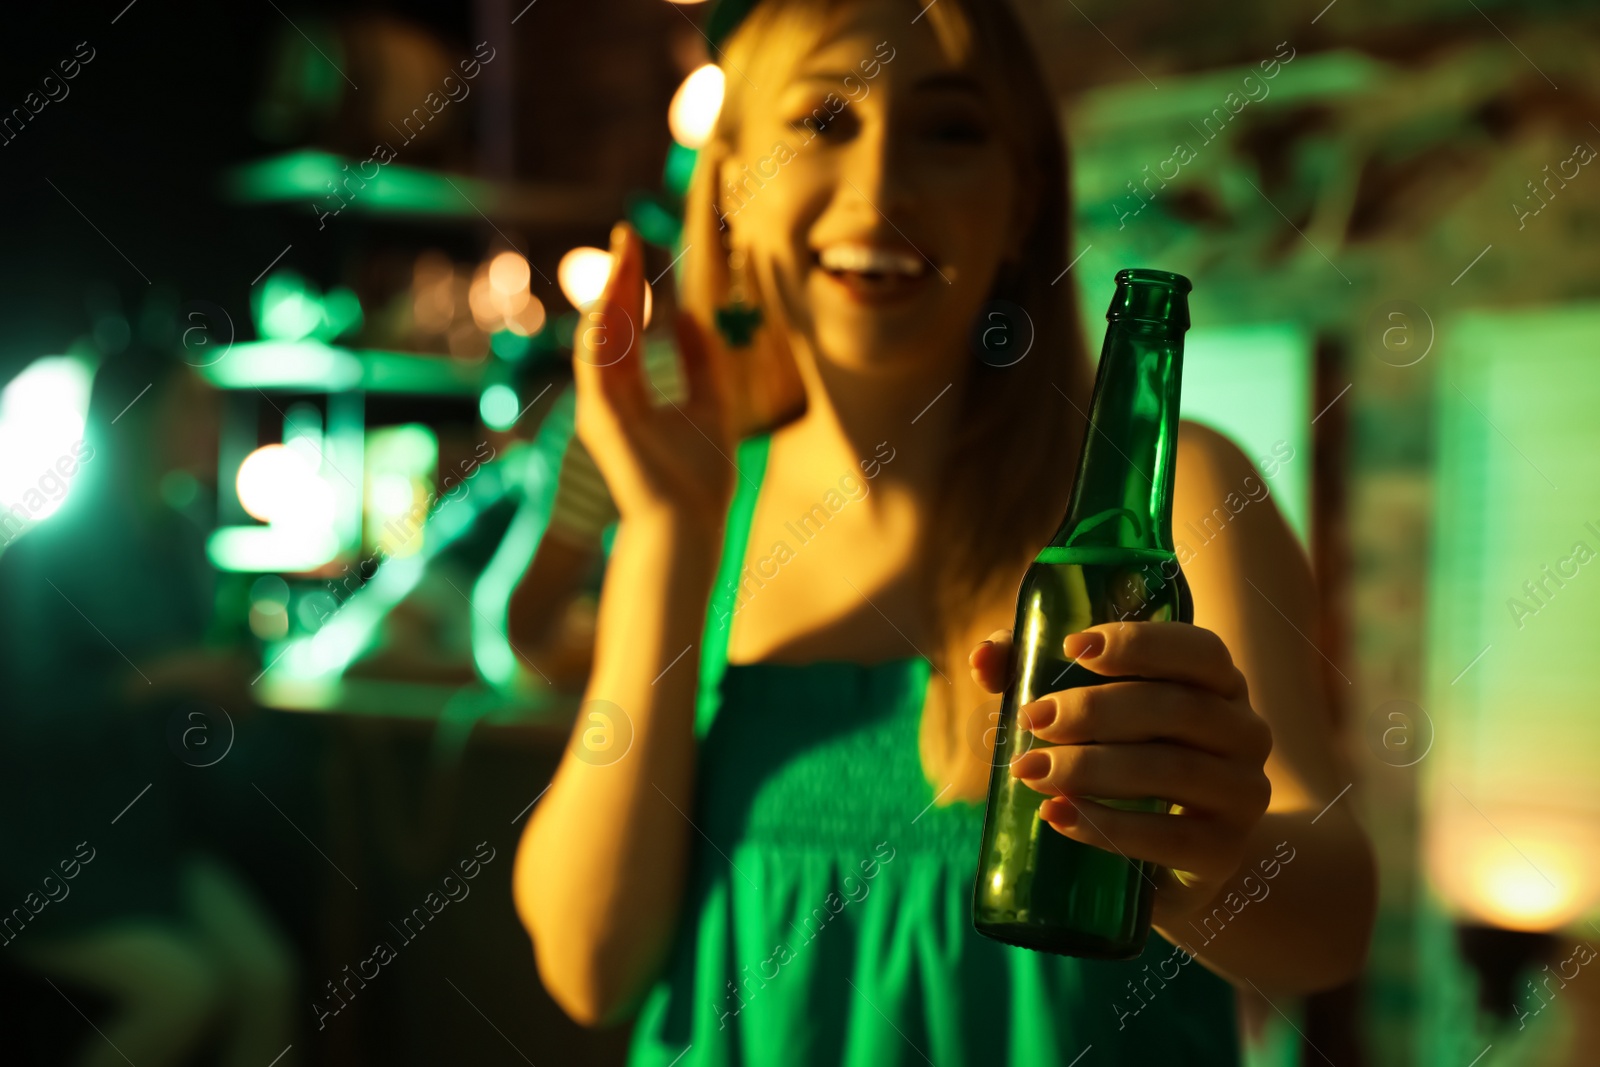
[[678, 0, 1093, 793]]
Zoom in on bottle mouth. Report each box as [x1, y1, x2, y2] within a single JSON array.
[[1107, 268, 1192, 329], [1114, 268, 1192, 293]]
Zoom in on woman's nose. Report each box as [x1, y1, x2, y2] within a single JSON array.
[[840, 122, 919, 217]]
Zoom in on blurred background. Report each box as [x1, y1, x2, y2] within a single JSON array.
[[0, 0, 1596, 1064]]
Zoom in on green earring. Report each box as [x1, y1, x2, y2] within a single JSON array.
[[714, 247, 763, 348]]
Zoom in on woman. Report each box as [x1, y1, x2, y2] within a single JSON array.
[[513, 0, 1376, 1062]]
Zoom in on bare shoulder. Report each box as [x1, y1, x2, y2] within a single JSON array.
[[1171, 418, 1313, 614], [1175, 419, 1261, 494], [1172, 428, 1346, 805], [1175, 420, 1296, 530]]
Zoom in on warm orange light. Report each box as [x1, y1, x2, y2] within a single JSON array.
[[472, 256, 537, 334], [559, 247, 653, 328], [1427, 800, 1600, 932], [507, 295, 547, 337], [468, 273, 500, 333], [669, 63, 725, 149], [488, 251, 531, 295], [411, 251, 457, 333], [1480, 866, 1569, 929], [558, 247, 612, 308]]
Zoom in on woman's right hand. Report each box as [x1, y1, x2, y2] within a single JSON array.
[[572, 221, 736, 534]]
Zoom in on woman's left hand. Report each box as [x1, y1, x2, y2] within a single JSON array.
[[968, 621, 1274, 928]]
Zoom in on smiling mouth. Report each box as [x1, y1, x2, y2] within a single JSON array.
[[813, 244, 936, 303]]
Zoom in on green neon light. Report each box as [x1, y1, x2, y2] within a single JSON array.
[[367, 424, 437, 477], [663, 142, 697, 198], [1177, 322, 1312, 547], [200, 340, 364, 391], [197, 342, 486, 395], [472, 394, 574, 693], [224, 149, 497, 216], [263, 460, 516, 683], [480, 384, 520, 431], [206, 523, 341, 572], [491, 330, 532, 361]]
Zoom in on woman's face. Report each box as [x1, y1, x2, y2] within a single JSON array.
[[721, 0, 1027, 381]]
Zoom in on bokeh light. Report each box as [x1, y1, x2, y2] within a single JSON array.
[[558, 246, 652, 327], [236, 443, 336, 530], [0, 356, 95, 526], [669, 64, 725, 149], [488, 251, 531, 295], [1427, 801, 1600, 932], [480, 384, 521, 431], [558, 247, 612, 309]]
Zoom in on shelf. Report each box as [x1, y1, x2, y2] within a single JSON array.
[[222, 149, 619, 228], [198, 340, 488, 395]]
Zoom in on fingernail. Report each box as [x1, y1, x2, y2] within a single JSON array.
[[1010, 750, 1049, 780], [1018, 700, 1054, 732], [1041, 797, 1079, 825], [1063, 631, 1104, 661]]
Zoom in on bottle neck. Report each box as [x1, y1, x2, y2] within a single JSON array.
[[1045, 318, 1185, 555]]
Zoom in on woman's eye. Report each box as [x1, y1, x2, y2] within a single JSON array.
[[786, 107, 855, 141], [927, 118, 988, 144], [788, 115, 830, 137]]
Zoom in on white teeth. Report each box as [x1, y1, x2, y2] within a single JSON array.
[[817, 245, 926, 277]]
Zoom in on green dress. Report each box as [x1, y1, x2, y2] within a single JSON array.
[[626, 432, 1241, 1066]]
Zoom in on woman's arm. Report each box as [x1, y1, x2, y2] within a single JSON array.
[[512, 512, 721, 1025], [506, 534, 600, 682], [512, 222, 738, 1026], [1152, 420, 1376, 993]]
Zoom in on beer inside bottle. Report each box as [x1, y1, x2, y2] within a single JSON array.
[[971, 268, 1193, 959]]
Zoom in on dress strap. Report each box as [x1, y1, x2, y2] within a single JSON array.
[[694, 432, 771, 741]]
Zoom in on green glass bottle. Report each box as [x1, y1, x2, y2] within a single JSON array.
[[971, 268, 1193, 959]]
